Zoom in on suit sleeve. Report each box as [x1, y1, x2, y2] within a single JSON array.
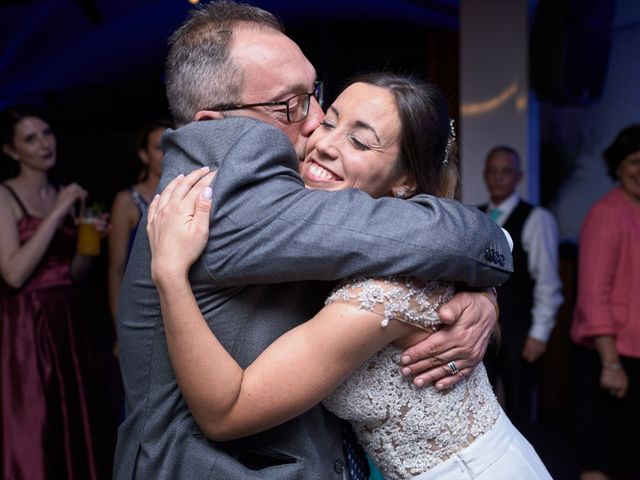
[[163, 118, 513, 288], [524, 208, 564, 342]]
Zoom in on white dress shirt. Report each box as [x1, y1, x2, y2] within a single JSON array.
[[488, 193, 564, 342]]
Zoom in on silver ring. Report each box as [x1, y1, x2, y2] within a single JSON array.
[[447, 360, 459, 375]]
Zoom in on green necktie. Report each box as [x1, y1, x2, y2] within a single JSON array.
[[489, 208, 502, 222]]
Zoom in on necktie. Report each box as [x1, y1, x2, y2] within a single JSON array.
[[488, 208, 502, 222], [342, 423, 369, 480]]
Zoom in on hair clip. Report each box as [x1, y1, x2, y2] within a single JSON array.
[[443, 119, 456, 166]]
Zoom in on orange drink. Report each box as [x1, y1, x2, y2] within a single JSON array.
[[77, 218, 101, 256]]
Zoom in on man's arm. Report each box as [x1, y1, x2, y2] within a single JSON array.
[[161, 118, 513, 288], [398, 288, 499, 389], [522, 208, 563, 362], [397, 227, 510, 388]]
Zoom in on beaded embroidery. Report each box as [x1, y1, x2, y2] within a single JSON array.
[[323, 277, 501, 479]]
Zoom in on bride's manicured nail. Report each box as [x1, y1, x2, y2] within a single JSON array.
[[414, 378, 425, 388], [201, 186, 213, 200], [401, 367, 411, 376], [401, 355, 411, 365]]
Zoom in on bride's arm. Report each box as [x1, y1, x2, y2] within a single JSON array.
[[156, 273, 408, 440], [148, 170, 416, 441]]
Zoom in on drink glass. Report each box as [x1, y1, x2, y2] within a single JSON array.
[[76, 206, 102, 256]]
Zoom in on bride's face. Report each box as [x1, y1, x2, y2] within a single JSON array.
[[300, 82, 405, 198]]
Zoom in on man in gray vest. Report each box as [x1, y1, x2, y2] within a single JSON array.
[[114, 2, 513, 479], [479, 145, 563, 437]]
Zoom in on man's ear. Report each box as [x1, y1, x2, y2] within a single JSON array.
[[2, 143, 18, 161], [194, 110, 225, 122], [390, 173, 417, 198]]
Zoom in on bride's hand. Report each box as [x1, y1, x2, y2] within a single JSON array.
[[147, 167, 216, 283]]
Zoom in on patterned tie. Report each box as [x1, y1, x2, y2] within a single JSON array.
[[488, 208, 502, 222], [342, 423, 370, 480]]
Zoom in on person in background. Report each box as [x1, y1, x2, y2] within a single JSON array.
[[107, 119, 172, 357], [0, 105, 112, 480], [479, 145, 563, 436], [570, 125, 640, 480]]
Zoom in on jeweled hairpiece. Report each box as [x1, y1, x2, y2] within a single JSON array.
[[443, 118, 456, 166]]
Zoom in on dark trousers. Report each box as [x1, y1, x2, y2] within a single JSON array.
[[571, 345, 640, 475], [484, 339, 538, 437]]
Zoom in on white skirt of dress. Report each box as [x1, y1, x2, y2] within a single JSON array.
[[411, 409, 552, 480]]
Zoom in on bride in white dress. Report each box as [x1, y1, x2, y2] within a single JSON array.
[[146, 73, 551, 479]]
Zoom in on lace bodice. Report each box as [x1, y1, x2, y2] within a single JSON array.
[[322, 277, 501, 480]]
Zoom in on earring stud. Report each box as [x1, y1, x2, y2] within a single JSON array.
[[395, 190, 406, 199]]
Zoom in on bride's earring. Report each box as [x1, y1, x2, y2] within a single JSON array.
[[394, 190, 407, 199]]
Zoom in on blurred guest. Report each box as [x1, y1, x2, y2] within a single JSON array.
[[107, 119, 171, 357], [571, 125, 640, 480], [0, 105, 112, 480], [479, 146, 563, 436]]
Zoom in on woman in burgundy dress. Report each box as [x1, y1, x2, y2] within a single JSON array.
[[0, 106, 111, 479]]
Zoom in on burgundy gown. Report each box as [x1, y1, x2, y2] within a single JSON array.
[[1, 185, 104, 480]]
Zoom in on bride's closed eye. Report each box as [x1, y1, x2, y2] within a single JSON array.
[[320, 120, 335, 129], [349, 135, 370, 151]]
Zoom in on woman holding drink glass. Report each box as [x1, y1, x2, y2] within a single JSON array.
[[0, 105, 111, 479]]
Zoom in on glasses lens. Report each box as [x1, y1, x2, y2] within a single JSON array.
[[314, 81, 324, 107], [288, 94, 309, 123]]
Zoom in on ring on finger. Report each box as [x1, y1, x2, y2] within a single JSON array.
[[446, 360, 460, 375]]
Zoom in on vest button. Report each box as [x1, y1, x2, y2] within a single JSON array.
[[334, 459, 345, 474]]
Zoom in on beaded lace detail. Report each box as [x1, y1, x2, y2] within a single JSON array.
[[322, 277, 501, 480]]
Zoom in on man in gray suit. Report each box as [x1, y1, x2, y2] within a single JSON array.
[[114, 2, 512, 479]]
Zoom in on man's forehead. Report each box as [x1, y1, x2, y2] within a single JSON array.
[[233, 27, 316, 97], [233, 26, 296, 63], [487, 152, 518, 169]]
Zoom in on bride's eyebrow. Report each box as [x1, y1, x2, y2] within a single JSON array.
[[353, 120, 380, 144], [328, 105, 381, 143]]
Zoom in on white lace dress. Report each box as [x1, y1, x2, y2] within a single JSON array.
[[322, 277, 503, 480]]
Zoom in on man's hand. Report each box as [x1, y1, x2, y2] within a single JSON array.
[[400, 291, 497, 390], [521, 337, 546, 363]]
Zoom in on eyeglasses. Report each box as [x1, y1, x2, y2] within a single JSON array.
[[207, 81, 324, 123]]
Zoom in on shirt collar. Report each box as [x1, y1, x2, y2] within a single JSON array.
[[489, 192, 520, 220]]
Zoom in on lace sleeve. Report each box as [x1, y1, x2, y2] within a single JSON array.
[[325, 277, 455, 332]]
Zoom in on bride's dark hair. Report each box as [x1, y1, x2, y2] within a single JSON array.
[[343, 72, 458, 199]]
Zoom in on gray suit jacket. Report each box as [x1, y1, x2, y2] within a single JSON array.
[[114, 118, 512, 480]]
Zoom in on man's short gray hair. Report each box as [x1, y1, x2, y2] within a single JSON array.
[[165, 0, 284, 126]]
